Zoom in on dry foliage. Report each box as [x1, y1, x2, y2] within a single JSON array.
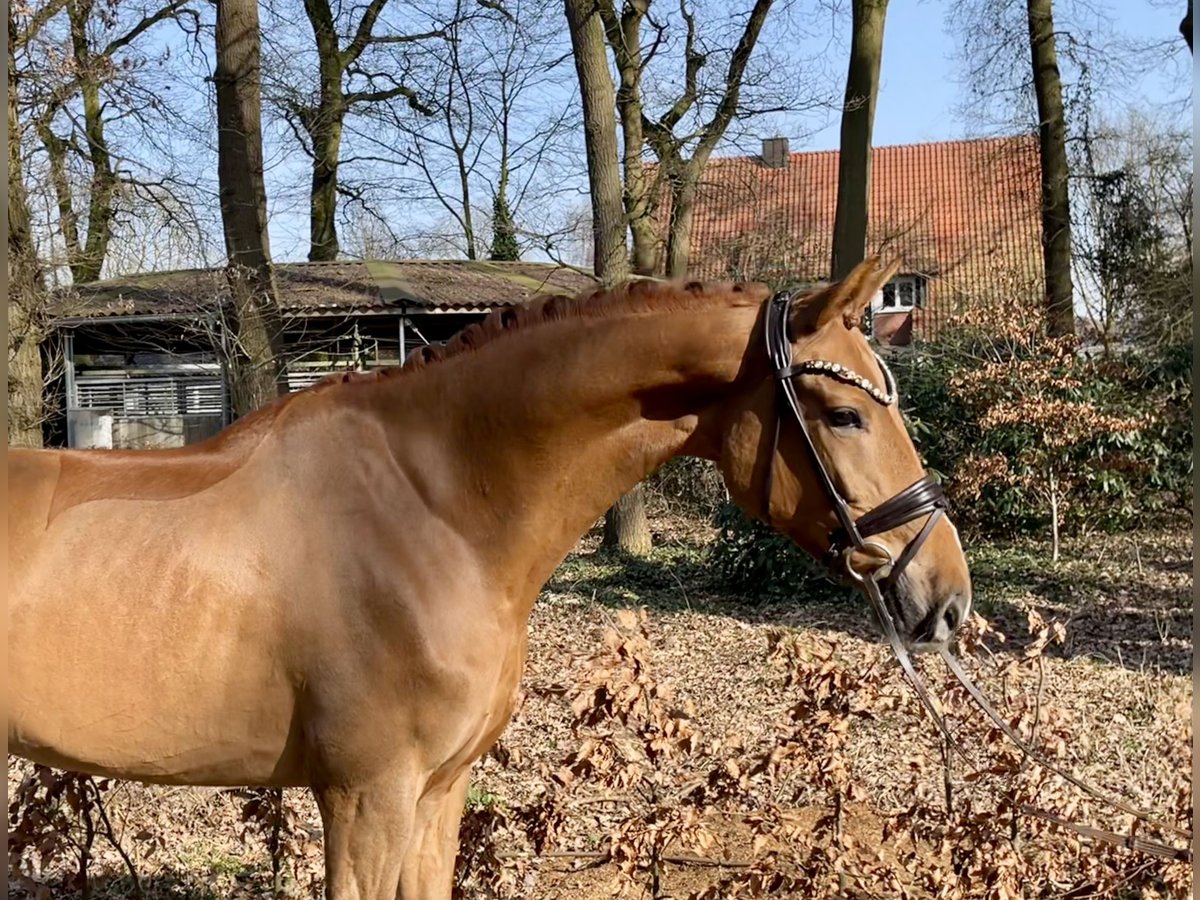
[[8, 770, 140, 899], [8, 533, 1192, 900], [451, 606, 1190, 899], [236, 788, 323, 896]]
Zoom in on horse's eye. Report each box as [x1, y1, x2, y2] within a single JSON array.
[[827, 407, 864, 430]]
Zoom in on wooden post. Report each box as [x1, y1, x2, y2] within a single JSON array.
[[64, 331, 77, 411]]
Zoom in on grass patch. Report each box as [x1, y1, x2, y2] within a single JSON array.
[[465, 785, 502, 812]]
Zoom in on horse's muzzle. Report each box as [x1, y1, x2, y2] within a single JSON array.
[[889, 578, 971, 652]]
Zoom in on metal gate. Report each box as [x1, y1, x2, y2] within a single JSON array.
[[69, 372, 229, 450]]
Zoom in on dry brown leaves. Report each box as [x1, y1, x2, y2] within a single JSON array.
[[8, 530, 1193, 900], [458, 600, 1191, 899]]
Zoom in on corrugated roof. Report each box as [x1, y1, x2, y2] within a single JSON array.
[[679, 135, 1043, 290], [53, 259, 598, 321]]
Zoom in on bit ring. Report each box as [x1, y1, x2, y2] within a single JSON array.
[[842, 540, 895, 584]]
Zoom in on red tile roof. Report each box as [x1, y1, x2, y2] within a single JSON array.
[[679, 135, 1044, 333]]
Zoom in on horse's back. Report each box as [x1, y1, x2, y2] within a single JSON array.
[[9, 448, 64, 565], [9, 446, 61, 511]]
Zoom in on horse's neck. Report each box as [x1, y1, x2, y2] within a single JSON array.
[[372, 301, 760, 595]]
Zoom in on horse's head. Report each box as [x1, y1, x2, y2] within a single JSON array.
[[717, 257, 971, 651]]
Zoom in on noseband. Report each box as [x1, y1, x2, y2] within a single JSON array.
[[761, 291, 948, 590]]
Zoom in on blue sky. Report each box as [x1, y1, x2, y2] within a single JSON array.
[[802, 0, 1191, 151], [42, 0, 1191, 271], [258, 0, 1189, 264]]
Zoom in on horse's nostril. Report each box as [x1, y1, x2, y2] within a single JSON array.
[[942, 594, 968, 634]]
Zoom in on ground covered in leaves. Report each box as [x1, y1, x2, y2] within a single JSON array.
[[8, 520, 1193, 899]]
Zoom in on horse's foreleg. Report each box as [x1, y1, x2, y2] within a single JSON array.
[[316, 772, 417, 900], [396, 767, 472, 900]]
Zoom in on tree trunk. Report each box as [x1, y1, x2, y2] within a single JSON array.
[[628, 175, 657, 274], [565, 0, 651, 555], [214, 0, 288, 416], [602, 484, 653, 556], [489, 192, 519, 260], [601, 0, 657, 275], [490, 153, 519, 261], [66, 0, 117, 283], [455, 144, 477, 260], [564, 0, 628, 287], [305, 0, 346, 263], [664, 166, 701, 278], [76, 76, 116, 282], [8, 8, 46, 447], [37, 120, 84, 267], [1182, 0, 1193, 52], [829, 0, 888, 282], [489, 69, 520, 262], [1048, 470, 1060, 563], [308, 110, 344, 261], [1026, 0, 1075, 338]]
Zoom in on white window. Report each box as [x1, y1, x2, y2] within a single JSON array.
[[880, 275, 926, 311]]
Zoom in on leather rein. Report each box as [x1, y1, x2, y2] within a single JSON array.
[[761, 291, 1192, 864]]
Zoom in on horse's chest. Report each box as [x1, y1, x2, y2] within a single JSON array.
[[302, 582, 530, 773]]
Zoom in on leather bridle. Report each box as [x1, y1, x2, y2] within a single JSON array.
[[762, 291, 948, 597], [759, 290, 1192, 863]]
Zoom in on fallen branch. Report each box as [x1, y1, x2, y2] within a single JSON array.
[[494, 849, 752, 868]]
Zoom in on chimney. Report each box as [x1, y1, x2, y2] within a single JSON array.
[[761, 136, 790, 169]]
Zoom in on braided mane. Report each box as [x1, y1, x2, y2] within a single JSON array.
[[313, 276, 765, 389], [225, 277, 767, 435]]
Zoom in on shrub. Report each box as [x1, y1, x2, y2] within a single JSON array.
[[891, 331, 1191, 546], [707, 502, 846, 602], [706, 330, 1190, 583], [645, 457, 726, 520]]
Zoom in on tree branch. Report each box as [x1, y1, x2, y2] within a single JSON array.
[[696, 0, 774, 157], [367, 28, 446, 46], [102, 0, 194, 58], [342, 0, 392, 66], [13, 0, 70, 49], [345, 80, 431, 114], [657, 0, 703, 132]]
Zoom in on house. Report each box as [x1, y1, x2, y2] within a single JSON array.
[[48, 259, 596, 449], [675, 135, 1045, 345]]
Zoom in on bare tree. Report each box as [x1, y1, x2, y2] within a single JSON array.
[[829, 0, 887, 281], [591, 0, 824, 278], [267, 0, 441, 262], [947, 0, 1134, 337], [395, 0, 574, 261], [947, 0, 1190, 339], [1026, 0, 1074, 337], [213, 0, 288, 414], [565, 0, 630, 285], [565, 0, 652, 556], [1072, 111, 1192, 349], [641, 0, 778, 277], [566, 0, 811, 548], [596, 0, 657, 272], [409, 5, 487, 259], [16, 0, 202, 283], [9, 4, 48, 446]]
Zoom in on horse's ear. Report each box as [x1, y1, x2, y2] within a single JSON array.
[[788, 256, 902, 337]]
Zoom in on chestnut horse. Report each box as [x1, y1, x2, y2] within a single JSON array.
[[8, 258, 971, 899]]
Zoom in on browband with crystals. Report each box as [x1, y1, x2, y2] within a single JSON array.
[[779, 353, 898, 407]]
